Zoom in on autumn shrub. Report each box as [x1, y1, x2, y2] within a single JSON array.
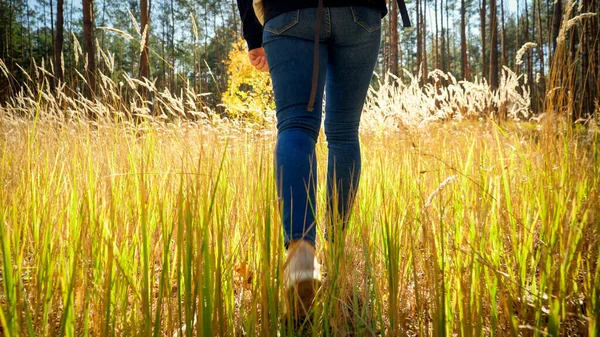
[[221, 38, 275, 124]]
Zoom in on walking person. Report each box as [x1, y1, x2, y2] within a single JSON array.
[[236, 0, 409, 320]]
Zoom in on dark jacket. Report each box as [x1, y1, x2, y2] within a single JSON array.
[[236, 0, 388, 50]]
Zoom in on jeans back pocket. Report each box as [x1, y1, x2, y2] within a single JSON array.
[[350, 6, 382, 33], [264, 10, 300, 35]]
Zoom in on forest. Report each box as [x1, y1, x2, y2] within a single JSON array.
[[0, 0, 598, 120]]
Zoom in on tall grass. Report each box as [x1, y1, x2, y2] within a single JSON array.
[[0, 112, 598, 336], [1, 3, 599, 336], [363, 66, 531, 131]]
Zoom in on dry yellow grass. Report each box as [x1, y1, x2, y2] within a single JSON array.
[[0, 110, 598, 336], [1, 6, 599, 334]]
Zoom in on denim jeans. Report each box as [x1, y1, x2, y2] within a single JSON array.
[[263, 6, 381, 247]]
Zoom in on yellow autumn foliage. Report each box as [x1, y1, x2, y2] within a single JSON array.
[[222, 38, 275, 123]]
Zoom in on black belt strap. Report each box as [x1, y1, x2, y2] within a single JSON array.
[[397, 0, 411, 27], [307, 0, 324, 112]]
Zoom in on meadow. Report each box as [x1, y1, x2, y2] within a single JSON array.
[[1, 92, 599, 336], [0, 14, 599, 333]]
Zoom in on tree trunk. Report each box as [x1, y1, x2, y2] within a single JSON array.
[[82, 0, 96, 98], [416, 0, 422, 78], [515, 0, 521, 56], [7, 0, 14, 67], [435, 0, 440, 70], [42, 0, 47, 58], [422, 0, 428, 82], [139, 0, 150, 96], [445, 0, 450, 73], [580, 0, 590, 119], [203, 4, 209, 92], [194, 15, 199, 93], [101, 0, 106, 70], [382, 25, 388, 77], [161, 10, 166, 90], [170, 0, 175, 91], [524, 0, 534, 107], [480, 0, 487, 79], [551, 0, 562, 52], [27, 1, 32, 73], [231, 0, 238, 34], [501, 0, 507, 66], [50, 0, 55, 80], [536, 0, 545, 108], [390, 0, 399, 75], [1, 0, 10, 96], [68, 0, 74, 83], [461, 0, 468, 79], [596, 0, 600, 119], [54, 0, 64, 84], [489, 0, 498, 90]]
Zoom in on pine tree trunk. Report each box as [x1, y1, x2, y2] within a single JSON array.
[[552, 0, 561, 52], [445, 0, 450, 73], [50, 0, 55, 85], [54, 0, 64, 84], [82, 0, 96, 98], [161, 14, 166, 90], [422, 0, 428, 82], [501, 0, 507, 66], [489, 0, 499, 90], [8, 0, 14, 69], [461, 0, 468, 79], [100, 0, 106, 69], [525, 0, 534, 108], [194, 20, 198, 93], [139, 0, 150, 96], [595, 0, 600, 118], [390, 0, 399, 75], [580, 0, 590, 119], [170, 0, 175, 92], [416, 0, 422, 78], [536, 0, 545, 108], [231, 0, 238, 34], [435, 0, 440, 70], [42, 0, 47, 57], [515, 0, 521, 53], [480, 0, 487, 79], [1, 0, 10, 96], [382, 22, 388, 76], [27, 1, 32, 73]]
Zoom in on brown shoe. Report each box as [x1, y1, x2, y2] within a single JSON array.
[[284, 240, 322, 320]]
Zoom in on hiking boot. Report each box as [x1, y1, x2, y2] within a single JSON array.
[[284, 239, 322, 320]]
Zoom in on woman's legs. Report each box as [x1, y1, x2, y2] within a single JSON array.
[[324, 7, 382, 240], [263, 7, 381, 248], [263, 9, 329, 248]]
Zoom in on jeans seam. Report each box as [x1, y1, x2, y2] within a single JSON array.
[[325, 7, 331, 37]]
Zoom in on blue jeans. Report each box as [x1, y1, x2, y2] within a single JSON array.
[[263, 6, 382, 248]]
